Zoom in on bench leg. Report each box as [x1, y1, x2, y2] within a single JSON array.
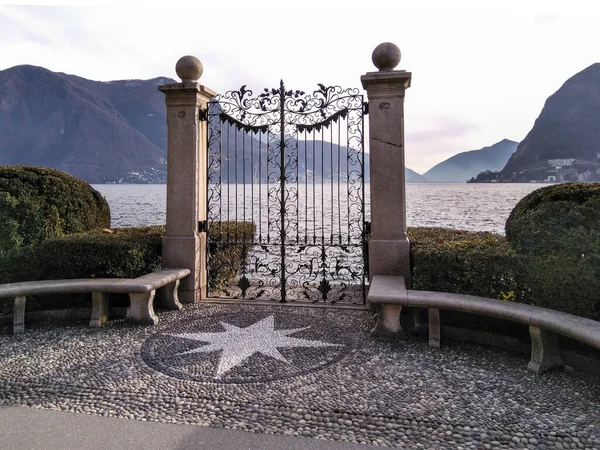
[[13, 296, 26, 334], [157, 280, 183, 311], [413, 308, 423, 335], [128, 291, 158, 325], [528, 325, 564, 374], [371, 304, 402, 337], [90, 292, 109, 328], [428, 307, 441, 349]]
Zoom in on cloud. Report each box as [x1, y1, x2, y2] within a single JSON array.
[[532, 15, 560, 25], [402, 116, 481, 173], [0, 8, 50, 46], [1, 4, 598, 175], [0, 7, 90, 48], [406, 115, 479, 144]]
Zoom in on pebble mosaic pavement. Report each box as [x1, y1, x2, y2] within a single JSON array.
[[0, 303, 599, 449]]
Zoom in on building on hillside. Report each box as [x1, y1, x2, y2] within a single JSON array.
[[548, 158, 575, 168]]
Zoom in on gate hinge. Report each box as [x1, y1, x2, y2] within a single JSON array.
[[198, 220, 207, 233], [198, 107, 208, 121], [362, 102, 369, 116]]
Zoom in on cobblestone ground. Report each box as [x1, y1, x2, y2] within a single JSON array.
[[0, 303, 599, 449]]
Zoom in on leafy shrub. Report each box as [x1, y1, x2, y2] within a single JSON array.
[[503, 183, 600, 319], [408, 227, 525, 301], [1, 222, 255, 287], [522, 253, 600, 319], [505, 182, 600, 255], [0, 192, 27, 257], [0, 222, 255, 314], [0, 226, 163, 313], [1, 226, 163, 283], [408, 226, 600, 320], [0, 166, 110, 256], [0, 191, 62, 258], [207, 221, 257, 290]]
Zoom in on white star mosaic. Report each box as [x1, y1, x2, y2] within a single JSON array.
[[167, 315, 342, 378]]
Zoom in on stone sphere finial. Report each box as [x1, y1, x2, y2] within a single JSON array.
[[175, 55, 203, 82], [372, 42, 401, 71]]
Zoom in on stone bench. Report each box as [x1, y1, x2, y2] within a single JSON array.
[[368, 275, 600, 374], [0, 268, 190, 334]]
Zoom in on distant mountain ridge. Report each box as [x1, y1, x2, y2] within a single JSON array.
[[208, 130, 425, 184], [406, 168, 428, 182], [423, 139, 518, 182], [0, 64, 428, 185], [0, 64, 175, 183]]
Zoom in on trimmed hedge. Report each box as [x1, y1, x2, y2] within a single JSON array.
[[408, 227, 524, 302], [0, 223, 256, 314], [1, 217, 596, 320], [522, 253, 600, 319], [408, 227, 600, 320], [1, 222, 256, 288], [0, 166, 110, 257], [0, 226, 163, 313], [0, 227, 163, 284], [503, 183, 600, 319], [207, 221, 257, 290], [505, 182, 600, 255]]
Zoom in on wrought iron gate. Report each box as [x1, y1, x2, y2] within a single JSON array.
[[206, 81, 366, 304]]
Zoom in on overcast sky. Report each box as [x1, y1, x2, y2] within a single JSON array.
[[1, 0, 599, 173]]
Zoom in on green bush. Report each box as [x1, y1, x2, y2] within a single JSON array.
[[0, 190, 62, 258], [408, 227, 525, 301], [408, 226, 600, 320], [0, 192, 28, 256], [1, 222, 255, 287], [503, 183, 600, 319], [522, 253, 600, 319], [2, 226, 163, 283], [207, 221, 257, 290], [505, 182, 600, 255], [0, 223, 255, 314], [0, 166, 110, 256], [0, 226, 163, 314]]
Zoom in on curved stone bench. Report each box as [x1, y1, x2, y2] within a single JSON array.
[[368, 275, 600, 374], [0, 268, 190, 334]]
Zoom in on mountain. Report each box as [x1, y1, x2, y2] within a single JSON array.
[[500, 63, 600, 182], [210, 131, 357, 183], [0, 64, 428, 185], [423, 139, 518, 182], [208, 129, 426, 184], [0, 65, 174, 183], [406, 168, 428, 182]]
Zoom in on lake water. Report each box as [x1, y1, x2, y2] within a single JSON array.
[[92, 183, 546, 235]]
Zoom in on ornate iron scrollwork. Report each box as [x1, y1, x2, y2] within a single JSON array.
[[207, 81, 366, 304]]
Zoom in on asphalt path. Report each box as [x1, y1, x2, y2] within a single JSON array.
[[0, 405, 381, 450]]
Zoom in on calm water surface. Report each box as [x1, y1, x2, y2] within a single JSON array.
[[92, 183, 546, 235]]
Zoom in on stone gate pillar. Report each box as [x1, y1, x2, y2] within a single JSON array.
[[361, 43, 412, 281], [158, 56, 216, 303]]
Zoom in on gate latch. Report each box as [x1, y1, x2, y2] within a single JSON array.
[[362, 102, 369, 116], [198, 108, 208, 121], [198, 220, 207, 233]]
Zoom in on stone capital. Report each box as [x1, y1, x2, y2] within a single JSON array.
[[361, 70, 412, 98], [158, 82, 216, 107]]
